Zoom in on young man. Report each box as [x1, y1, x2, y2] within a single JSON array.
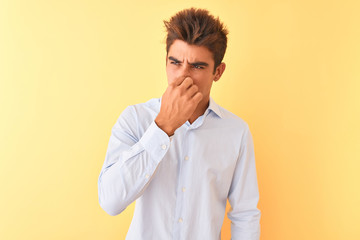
[[98, 8, 261, 240]]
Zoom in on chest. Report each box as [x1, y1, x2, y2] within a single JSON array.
[[156, 126, 240, 198]]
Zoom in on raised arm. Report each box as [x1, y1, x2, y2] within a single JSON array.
[[98, 106, 171, 216], [98, 76, 202, 216]]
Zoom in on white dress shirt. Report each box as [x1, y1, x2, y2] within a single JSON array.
[[98, 97, 261, 240]]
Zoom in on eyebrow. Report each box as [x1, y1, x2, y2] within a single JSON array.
[[168, 56, 209, 67]]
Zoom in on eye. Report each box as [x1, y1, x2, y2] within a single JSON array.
[[170, 61, 180, 65], [193, 65, 204, 69]]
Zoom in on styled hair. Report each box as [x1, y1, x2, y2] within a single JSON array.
[[164, 8, 229, 73]]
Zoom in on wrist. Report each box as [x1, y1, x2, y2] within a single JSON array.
[[155, 116, 176, 136]]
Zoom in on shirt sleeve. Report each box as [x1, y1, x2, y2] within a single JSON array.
[[227, 124, 261, 240], [98, 105, 171, 216]]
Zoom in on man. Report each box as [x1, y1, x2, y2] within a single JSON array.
[[98, 8, 261, 240]]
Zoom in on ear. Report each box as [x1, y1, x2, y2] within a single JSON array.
[[213, 62, 226, 82]]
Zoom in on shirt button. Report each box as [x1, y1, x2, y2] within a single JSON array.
[[182, 187, 186, 192], [178, 218, 183, 223], [161, 144, 167, 150], [184, 156, 189, 161]]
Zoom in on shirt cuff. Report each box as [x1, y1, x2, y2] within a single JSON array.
[[139, 121, 171, 164]]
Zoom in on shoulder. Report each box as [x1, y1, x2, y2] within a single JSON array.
[[119, 98, 160, 119], [129, 98, 160, 114], [206, 101, 253, 155], [213, 103, 250, 135], [114, 98, 160, 137]]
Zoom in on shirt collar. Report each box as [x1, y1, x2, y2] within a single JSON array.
[[207, 97, 223, 118]]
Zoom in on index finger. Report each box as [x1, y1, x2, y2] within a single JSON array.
[[171, 75, 188, 86]]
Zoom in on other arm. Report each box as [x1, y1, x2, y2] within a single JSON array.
[[228, 125, 261, 240]]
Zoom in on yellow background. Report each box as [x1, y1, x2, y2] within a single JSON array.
[[1, 0, 359, 239]]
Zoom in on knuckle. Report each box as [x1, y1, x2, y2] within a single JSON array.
[[168, 85, 173, 91], [174, 87, 181, 96], [191, 98, 198, 105], [170, 81, 179, 87]]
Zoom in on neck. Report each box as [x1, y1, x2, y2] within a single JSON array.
[[188, 97, 210, 124]]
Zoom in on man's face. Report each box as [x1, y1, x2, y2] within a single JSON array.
[[166, 40, 224, 102]]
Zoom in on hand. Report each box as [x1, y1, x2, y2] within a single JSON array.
[[155, 76, 203, 136]]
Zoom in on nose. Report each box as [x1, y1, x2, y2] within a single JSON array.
[[180, 64, 191, 79]]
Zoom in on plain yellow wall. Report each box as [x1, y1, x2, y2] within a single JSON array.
[[1, 0, 359, 239]]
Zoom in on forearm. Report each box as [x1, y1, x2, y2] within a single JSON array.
[[98, 120, 170, 216]]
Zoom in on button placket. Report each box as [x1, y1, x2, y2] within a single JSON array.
[[172, 127, 190, 238]]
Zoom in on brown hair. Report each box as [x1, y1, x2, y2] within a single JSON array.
[[164, 8, 229, 73]]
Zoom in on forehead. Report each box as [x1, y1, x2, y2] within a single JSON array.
[[168, 40, 214, 64]]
